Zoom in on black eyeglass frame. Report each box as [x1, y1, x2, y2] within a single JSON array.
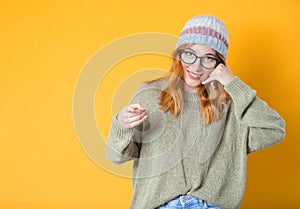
[[178, 50, 223, 70]]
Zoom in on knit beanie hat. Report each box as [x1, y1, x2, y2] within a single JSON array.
[[176, 15, 229, 58]]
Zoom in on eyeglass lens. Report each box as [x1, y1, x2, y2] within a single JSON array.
[[180, 51, 219, 69]]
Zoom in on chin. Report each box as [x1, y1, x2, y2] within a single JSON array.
[[185, 82, 201, 91], [187, 80, 201, 87]]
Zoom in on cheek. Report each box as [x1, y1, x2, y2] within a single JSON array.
[[202, 70, 213, 78], [198, 70, 214, 83], [181, 65, 189, 78], [180, 61, 189, 70], [180, 62, 188, 75]]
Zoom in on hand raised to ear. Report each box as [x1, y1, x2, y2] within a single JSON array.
[[202, 64, 234, 86]]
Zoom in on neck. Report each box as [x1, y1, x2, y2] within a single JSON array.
[[184, 83, 199, 93]]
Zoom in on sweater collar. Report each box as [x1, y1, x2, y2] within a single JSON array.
[[182, 86, 199, 104]]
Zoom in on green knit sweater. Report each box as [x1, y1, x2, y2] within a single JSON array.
[[106, 77, 285, 209]]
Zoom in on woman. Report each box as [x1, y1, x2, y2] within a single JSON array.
[[106, 15, 285, 209]]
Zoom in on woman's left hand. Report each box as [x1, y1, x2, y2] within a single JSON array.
[[202, 64, 235, 86]]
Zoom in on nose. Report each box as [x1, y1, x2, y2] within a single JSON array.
[[189, 59, 203, 72]]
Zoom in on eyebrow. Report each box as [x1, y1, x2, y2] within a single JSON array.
[[185, 48, 217, 57], [205, 53, 217, 57]]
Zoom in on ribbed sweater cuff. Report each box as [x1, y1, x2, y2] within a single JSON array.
[[109, 113, 135, 152], [224, 77, 257, 117], [224, 77, 256, 99]]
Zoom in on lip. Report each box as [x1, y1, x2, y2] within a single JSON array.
[[186, 69, 203, 80]]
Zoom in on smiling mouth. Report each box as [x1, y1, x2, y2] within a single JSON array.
[[187, 70, 203, 79]]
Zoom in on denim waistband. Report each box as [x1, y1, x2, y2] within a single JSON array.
[[156, 195, 221, 209]]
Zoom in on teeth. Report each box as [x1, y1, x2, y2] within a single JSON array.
[[188, 70, 200, 77]]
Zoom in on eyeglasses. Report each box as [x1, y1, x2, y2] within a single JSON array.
[[179, 50, 222, 70]]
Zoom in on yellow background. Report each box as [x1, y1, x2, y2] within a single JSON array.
[[1, 0, 300, 208]]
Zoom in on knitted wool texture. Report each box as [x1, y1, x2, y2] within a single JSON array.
[[106, 78, 285, 209], [176, 15, 229, 58]]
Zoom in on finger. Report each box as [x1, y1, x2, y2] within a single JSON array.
[[119, 106, 146, 120], [125, 111, 146, 118], [202, 76, 215, 84], [126, 115, 148, 128], [119, 109, 147, 121], [126, 111, 147, 123], [216, 63, 225, 69], [128, 104, 145, 113], [130, 103, 144, 109], [127, 107, 146, 116]]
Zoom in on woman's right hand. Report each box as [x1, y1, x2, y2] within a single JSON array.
[[117, 103, 148, 129]]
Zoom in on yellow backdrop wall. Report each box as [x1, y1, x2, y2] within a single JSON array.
[[1, 0, 300, 208]]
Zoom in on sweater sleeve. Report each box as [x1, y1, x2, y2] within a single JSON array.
[[106, 112, 140, 164], [224, 77, 286, 153], [106, 82, 161, 164]]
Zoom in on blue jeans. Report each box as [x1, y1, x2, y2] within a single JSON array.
[[156, 195, 222, 209]]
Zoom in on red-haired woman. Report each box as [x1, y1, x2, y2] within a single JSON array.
[[106, 15, 285, 209]]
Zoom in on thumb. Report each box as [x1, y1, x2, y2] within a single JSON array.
[[129, 103, 145, 112], [202, 76, 214, 85]]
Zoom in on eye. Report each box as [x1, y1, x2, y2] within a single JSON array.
[[179, 51, 198, 64], [185, 51, 194, 57], [204, 56, 217, 63]]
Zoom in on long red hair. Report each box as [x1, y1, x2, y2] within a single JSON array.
[[150, 44, 230, 124]]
